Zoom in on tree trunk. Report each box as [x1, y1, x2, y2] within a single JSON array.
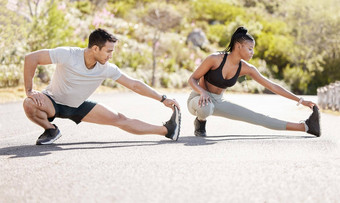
[[151, 43, 156, 87], [151, 32, 159, 87]]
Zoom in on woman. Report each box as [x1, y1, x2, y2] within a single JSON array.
[[187, 26, 320, 137]]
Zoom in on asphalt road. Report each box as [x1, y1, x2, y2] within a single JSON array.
[[1, 91, 340, 202]]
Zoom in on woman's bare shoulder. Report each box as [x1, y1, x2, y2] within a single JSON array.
[[205, 52, 225, 63], [240, 60, 259, 77], [210, 52, 225, 57], [241, 59, 257, 70]]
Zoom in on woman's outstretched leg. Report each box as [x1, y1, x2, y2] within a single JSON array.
[[213, 99, 320, 136]]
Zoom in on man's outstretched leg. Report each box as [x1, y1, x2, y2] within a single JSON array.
[[82, 103, 181, 140]]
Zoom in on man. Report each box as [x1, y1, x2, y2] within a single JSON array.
[[23, 28, 181, 145]]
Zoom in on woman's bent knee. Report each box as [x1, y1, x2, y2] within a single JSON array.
[[196, 103, 214, 120], [187, 96, 214, 119]]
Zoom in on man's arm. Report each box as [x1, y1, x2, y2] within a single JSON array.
[[116, 73, 180, 109], [24, 50, 52, 105]]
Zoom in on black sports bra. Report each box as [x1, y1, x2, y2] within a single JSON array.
[[204, 53, 242, 89]]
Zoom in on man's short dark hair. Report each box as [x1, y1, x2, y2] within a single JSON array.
[[88, 28, 118, 49]]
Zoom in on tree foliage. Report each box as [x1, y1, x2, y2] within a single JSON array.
[[26, 0, 75, 51], [0, 0, 28, 65], [1, 0, 339, 93], [141, 2, 182, 86]]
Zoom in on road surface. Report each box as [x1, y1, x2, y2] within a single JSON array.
[[1, 91, 340, 202]]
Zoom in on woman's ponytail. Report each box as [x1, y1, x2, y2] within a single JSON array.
[[226, 26, 254, 52]]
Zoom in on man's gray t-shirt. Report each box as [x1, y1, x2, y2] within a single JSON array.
[[43, 47, 122, 108]]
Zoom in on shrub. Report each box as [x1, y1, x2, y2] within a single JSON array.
[[26, 1, 75, 52], [0, 64, 22, 87], [283, 65, 311, 94], [111, 35, 152, 71]]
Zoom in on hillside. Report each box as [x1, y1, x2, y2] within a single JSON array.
[[1, 0, 340, 94]]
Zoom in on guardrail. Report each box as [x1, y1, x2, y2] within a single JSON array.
[[317, 81, 340, 111]]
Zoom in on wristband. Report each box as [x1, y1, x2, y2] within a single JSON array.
[[297, 97, 304, 106], [160, 95, 167, 102]]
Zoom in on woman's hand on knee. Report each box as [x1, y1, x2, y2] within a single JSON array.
[[199, 92, 211, 107]]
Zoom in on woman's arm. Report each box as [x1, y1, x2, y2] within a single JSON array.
[[246, 64, 316, 108], [188, 54, 217, 107], [188, 55, 214, 94]]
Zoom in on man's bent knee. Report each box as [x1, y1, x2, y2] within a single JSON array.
[[23, 97, 37, 116]]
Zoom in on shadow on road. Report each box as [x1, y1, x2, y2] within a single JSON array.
[[0, 135, 315, 159], [0, 141, 159, 159], [175, 134, 315, 146], [207, 134, 315, 140]]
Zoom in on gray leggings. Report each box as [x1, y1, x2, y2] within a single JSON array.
[[187, 91, 287, 130]]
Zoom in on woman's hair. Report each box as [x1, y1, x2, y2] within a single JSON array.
[[88, 28, 118, 49], [225, 26, 254, 52]]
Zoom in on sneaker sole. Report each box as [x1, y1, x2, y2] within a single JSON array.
[[172, 106, 181, 141], [194, 132, 206, 137], [307, 106, 321, 137], [36, 132, 62, 145], [313, 106, 321, 137]]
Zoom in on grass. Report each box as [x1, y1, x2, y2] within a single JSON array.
[[0, 85, 27, 103], [320, 108, 340, 116]]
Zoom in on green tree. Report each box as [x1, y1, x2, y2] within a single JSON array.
[[26, 0, 75, 51], [141, 2, 182, 86], [0, 0, 29, 87], [190, 0, 245, 24], [0, 0, 28, 65], [280, 0, 340, 93], [24, 0, 76, 83]]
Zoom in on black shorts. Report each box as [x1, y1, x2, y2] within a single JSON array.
[[45, 94, 97, 124]]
